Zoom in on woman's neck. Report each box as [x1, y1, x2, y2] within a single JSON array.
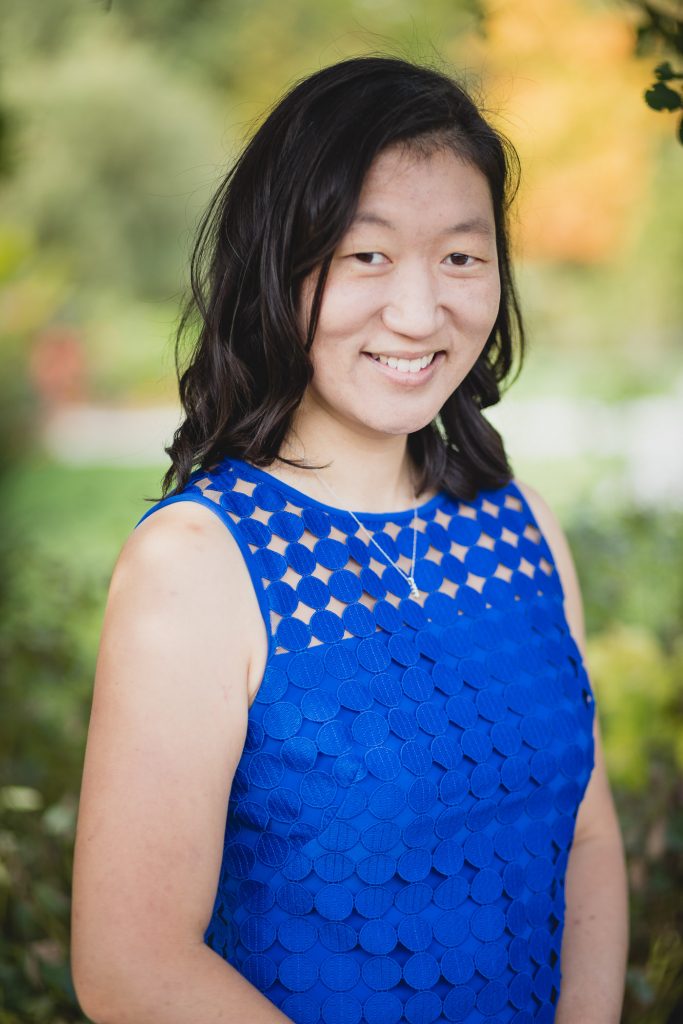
[[272, 428, 431, 515]]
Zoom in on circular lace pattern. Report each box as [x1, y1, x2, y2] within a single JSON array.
[[140, 459, 596, 1023]]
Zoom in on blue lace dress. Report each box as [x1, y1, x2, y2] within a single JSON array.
[[135, 456, 595, 1024]]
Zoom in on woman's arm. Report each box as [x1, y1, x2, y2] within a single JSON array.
[[70, 502, 290, 1024], [516, 481, 629, 1024]]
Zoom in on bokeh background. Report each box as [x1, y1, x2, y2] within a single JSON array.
[[1, 0, 681, 1021]]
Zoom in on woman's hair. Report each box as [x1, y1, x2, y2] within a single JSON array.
[[156, 54, 525, 503]]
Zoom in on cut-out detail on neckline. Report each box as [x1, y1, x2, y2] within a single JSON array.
[[220, 456, 449, 522], [192, 460, 564, 661]]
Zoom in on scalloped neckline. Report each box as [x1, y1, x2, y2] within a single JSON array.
[[225, 457, 448, 522]]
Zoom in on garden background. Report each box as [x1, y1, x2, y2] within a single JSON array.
[[0, 0, 681, 1021]]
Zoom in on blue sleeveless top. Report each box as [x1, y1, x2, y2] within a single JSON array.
[[135, 456, 595, 1024]]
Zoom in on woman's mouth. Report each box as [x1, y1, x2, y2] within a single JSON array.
[[362, 349, 445, 384]]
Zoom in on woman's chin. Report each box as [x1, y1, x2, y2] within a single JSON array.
[[354, 409, 440, 438]]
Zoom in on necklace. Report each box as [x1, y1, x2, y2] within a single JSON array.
[[310, 468, 421, 599]]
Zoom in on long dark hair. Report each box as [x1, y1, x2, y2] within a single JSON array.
[[155, 55, 525, 503]]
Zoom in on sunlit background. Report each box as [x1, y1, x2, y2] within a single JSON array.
[[1, 1, 681, 1021]]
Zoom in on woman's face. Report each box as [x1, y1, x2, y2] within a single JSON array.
[[297, 144, 501, 440]]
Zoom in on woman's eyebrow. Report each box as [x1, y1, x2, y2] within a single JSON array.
[[350, 211, 494, 237]]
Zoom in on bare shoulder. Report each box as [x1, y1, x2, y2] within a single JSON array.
[[119, 499, 268, 703], [122, 495, 246, 584], [513, 479, 586, 655], [103, 497, 257, 768], [92, 494, 261, 815]]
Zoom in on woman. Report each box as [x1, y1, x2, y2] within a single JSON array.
[[70, 56, 628, 1023]]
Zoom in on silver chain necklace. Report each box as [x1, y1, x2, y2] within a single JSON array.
[[310, 469, 421, 598]]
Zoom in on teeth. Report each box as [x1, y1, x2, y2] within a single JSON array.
[[371, 352, 437, 373]]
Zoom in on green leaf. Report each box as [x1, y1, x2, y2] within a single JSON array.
[[0, 787, 43, 812], [644, 82, 682, 111], [655, 61, 675, 81]]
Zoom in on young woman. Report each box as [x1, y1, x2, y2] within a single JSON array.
[[70, 56, 628, 1024]]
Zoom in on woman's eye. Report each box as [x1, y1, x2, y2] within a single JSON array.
[[353, 252, 385, 265], [446, 252, 476, 267]]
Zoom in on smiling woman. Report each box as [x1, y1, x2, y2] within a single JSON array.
[[295, 146, 501, 440], [70, 55, 628, 1024]]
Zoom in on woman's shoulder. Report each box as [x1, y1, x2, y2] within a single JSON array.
[[119, 499, 252, 636], [119, 496, 257, 653], [124, 488, 270, 702]]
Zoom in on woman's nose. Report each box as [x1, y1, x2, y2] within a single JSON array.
[[380, 268, 443, 338]]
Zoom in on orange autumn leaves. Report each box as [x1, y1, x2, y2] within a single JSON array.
[[461, 0, 670, 264]]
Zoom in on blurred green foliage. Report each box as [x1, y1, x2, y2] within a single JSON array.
[[0, 16, 224, 300], [0, 549, 95, 1022], [570, 508, 683, 1019]]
